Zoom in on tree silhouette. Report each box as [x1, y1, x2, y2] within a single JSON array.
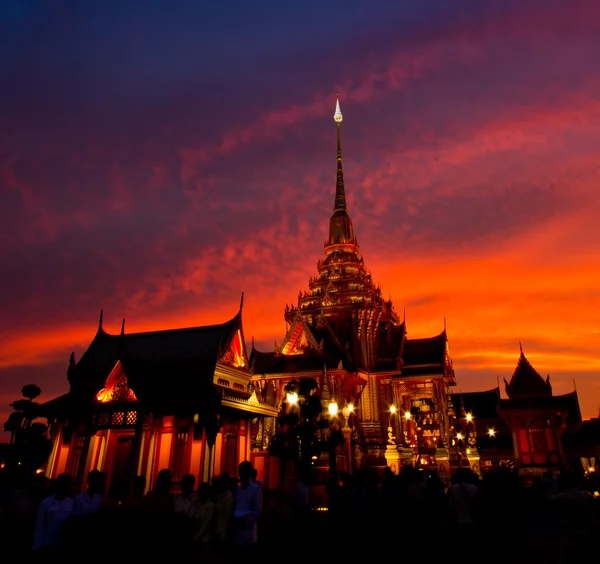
[[2, 384, 51, 473], [21, 384, 41, 401], [3, 411, 24, 445]]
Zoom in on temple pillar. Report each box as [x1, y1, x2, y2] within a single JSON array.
[[202, 422, 218, 483], [144, 421, 159, 492], [45, 423, 62, 478], [125, 412, 146, 494], [75, 431, 92, 490]]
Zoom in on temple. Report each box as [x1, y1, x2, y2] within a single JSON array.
[[41, 297, 279, 496], [40, 98, 598, 494]]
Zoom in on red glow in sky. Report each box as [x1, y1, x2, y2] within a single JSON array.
[[1, 1, 600, 436]]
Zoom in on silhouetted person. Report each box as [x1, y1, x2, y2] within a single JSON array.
[[73, 469, 103, 515], [175, 473, 196, 517], [33, 472, 74, 557], [233, 461, 262, 554], [143, 469, 174, 513], [194, 482, 215, 562], [214, 473, 234, 563]]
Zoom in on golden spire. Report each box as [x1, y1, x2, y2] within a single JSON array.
[[333, 96, 346, 212]]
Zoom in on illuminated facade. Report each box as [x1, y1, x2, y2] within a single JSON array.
[[41, 300, 279, 495], [41, 99, 597, 493], [249, 99, 595, 481]]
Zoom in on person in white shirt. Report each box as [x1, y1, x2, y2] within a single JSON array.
[[233, 461, 262, 553], [33, 473, 74, 555], [73, 469, 103, 516]]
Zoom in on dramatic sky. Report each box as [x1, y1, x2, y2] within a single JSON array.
[[2, 0, 600, 436]]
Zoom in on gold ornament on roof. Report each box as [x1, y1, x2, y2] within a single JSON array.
[[334, 97, 343, 123]]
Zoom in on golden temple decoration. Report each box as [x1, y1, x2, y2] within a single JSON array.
[[96, 361, 137, 403]]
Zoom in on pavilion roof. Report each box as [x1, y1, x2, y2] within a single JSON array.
[[505, 345, 552, 399], [400, 330, 447, 376]]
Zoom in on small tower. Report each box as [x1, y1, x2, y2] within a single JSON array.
[[499, 344, 569, 469]]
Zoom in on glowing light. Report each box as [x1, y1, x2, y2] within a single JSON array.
[[456, 433, 463, 440], [404, 411, 411, 420], [593, 491, 599, 498], [342, 403, 354, 419], [390, 405, 397, 414], [466, 413, 473, 422], [488, 428, 496, 437], [334, 98, 343, 123], [36, 468, 43, 474], [286, 392, 298, 405], [328, 400, 338, 417]]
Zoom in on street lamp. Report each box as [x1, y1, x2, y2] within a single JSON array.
[[466, 412, 473, 422], [341, 403, 354, 428], [488, 428, 496, 437], [286, 392, 298, 406], [328, 400, 338, 417]]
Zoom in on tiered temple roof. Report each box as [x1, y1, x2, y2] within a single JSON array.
[[504, 344, 552, 399], [67, 306, 246, 404]]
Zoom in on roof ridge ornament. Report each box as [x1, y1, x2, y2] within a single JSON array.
[[334, 96, 343, 123]]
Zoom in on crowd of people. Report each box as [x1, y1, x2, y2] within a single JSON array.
[[327, 465, 600, 563], [1, 461, 599, 563], [1, 460, 263, 563]]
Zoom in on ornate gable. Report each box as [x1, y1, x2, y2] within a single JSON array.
[[219, 329, 247, 368], [96, 361, 137, 403], [276, 313, 321, 356]]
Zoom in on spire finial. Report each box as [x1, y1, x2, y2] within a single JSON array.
[[120, 318, 125, 336], [334, 96, 343, 123], [239, 291, 244, 311], [333, 96, 346, 212], [519, 341, 523, 354], [98, 309, 104, 330]]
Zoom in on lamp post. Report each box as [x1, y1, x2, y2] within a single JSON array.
[[341, 403, 354, 474], [327, 400, 342, 486]]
